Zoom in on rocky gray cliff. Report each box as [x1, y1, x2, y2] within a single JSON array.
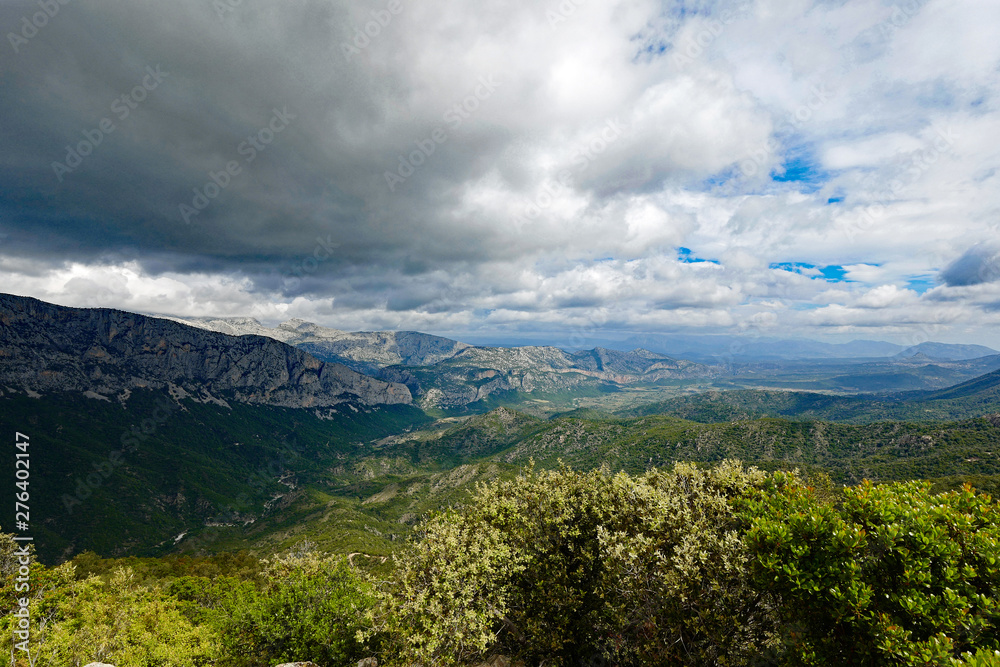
[[0, 294, 411, 408], [381, 345, 720, 409], [166, 315, 471, 375], [163, 315, 718, 409]]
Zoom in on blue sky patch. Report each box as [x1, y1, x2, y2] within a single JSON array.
[[770, 143, 829, 193], [701, 169, 735, 189], [819, 265, 848, 281], [906, 276, 936, 294], [641, 42, 668, 56], [772, 262, 850, 282], [771, 155, 826, 185], [678, 247, 720, 264]]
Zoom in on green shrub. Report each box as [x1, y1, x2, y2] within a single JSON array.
[[742, 476, 1000, 666], [16, 565, 219, 667], [0, 530, 77, 667], [954, 649, 1000, 666], [376, 461, 781, 666], [216, 548, 373, 667]]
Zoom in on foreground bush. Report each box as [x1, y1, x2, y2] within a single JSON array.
[[743, 476, 1000, 666], [372, 461, 783, 666], [1, 562, 218, 667], [374, 463, 1000, 666], [216, 549, 373, 667], [0, 535, 370, 667], [4, 461, 1000, 667]]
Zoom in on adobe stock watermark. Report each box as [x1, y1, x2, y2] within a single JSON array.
[[562, 308, 611, 352], [669, 2, 754, 68], [546, 0, 590, 30], [513, 117, 627, 229], [383, 74, 501, 192], [7, 0, 71, 54], [976, 249, 1000, 285], [279, 234, 341, 291], [874, 0, 931, 42], [176, 436, 305, 551], [341, 0, 403, 61], [719, 310, 784, 374], [61, 395, 179, 515], [179, 106, 296, 224], [903, 318, 951, 350], [738, 82, 836, 179], [50, 65, 169, 183], [843, 125, 958, 242]]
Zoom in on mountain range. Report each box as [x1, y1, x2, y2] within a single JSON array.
[[893, 341, 1000, 361], [6, 295, 1000, 414], [617, 333, 998, 362], [164, 316, 472, 375], [170, 317, 1000, 365], [5, 292, 1000, 564], [378, 344, 720, 410], [621, 366, 1000, 424], [165, 314, 1000, 409], [0, 294, 411, 408], [166, 314, 720, 409]]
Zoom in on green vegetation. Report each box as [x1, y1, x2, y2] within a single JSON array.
[[6, 371, 1000, 664], [0, 536, 372, 667], [209, 406, 1000, 568], [7, 385, 1000, 568], [744, 475, 1000, 665], [372, 461, 780, 666], [0, 389, 430, 563], [620, 368, 1000, 424], [5, 464, 1000, 666], [620, 388, 900, 422], [489, 412, 1000, 485], [373, 465, 1000, 666], [216, 549, 372, 666]]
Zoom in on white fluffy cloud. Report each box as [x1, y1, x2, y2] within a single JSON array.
[[1, 0, 999, 346]]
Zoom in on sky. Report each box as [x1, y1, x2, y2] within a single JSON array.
[[2, 0, 1000, 348]]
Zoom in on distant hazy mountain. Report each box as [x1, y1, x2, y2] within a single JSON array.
[[743, 339, 907, 359], [449, 345, 713, 381], [920, 366, 1000, 401], [622, 363, 1000, 424], [894, 342, 999, 361], [619, 334, 907, 360], [0, 294, 411, 408], [381, 345, 719, 410], [168, 318, 720, 408], [158, 314, 1000, 407], [167, 316, 470, 375]]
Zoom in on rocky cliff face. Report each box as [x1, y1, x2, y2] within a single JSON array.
[[381, 345, 720, 409], [454, 345, 712, 382], [162, 314, 719, 409], [167, 316, 471, 375], [0, 294, 411, 408]]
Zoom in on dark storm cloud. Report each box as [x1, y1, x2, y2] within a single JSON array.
[[4, 0, 1000, 345], [0, 0, 522, 292], [940, 243, 1000, 287]]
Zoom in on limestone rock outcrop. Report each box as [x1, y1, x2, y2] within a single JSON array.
[[0, 293, 411, 408]]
